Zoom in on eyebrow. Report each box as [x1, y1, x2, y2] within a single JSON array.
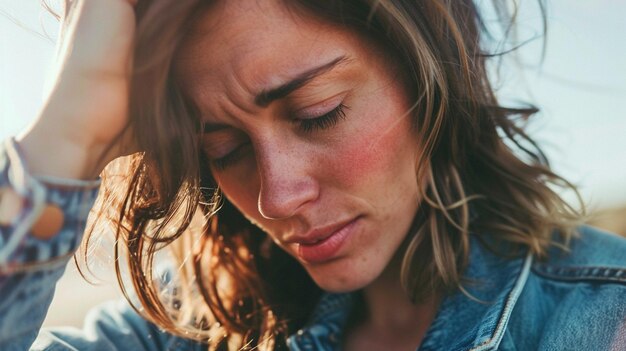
[[202, 55, 348, 133], [254, 55, 348, 107]]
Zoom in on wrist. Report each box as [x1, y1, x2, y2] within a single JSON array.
[[15, 128, 105, 180]]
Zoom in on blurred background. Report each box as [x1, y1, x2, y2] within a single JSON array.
[[1, 0, 625, 329]]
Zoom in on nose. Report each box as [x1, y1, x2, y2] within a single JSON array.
[[256, 144, 319, 220]]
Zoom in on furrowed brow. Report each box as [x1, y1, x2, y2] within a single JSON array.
[[254, 55, 347, 107]]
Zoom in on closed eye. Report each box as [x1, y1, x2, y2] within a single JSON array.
[[209, 142, 251, 170], [297, 103, 348, 133], [207, 103, 348, 170]]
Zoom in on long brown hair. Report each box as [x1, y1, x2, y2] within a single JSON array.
[[75, 0, 582, 349]]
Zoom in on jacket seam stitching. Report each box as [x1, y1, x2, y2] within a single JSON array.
[[532, 264, 626, 284]]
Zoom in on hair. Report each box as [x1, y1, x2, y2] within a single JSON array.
[[63, 0, 583, 349]]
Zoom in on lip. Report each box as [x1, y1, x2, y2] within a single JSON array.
[[293, 217, 360, 263]]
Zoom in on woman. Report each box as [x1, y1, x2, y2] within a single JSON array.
[[1, 0, 625, 350]]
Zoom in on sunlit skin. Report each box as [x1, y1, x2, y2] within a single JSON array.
[[175, 0, 422, 294]]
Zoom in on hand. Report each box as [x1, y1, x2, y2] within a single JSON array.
[[17, 0, 139, 179]]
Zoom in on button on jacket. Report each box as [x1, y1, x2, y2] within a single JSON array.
[[1, 139, 625, 351]]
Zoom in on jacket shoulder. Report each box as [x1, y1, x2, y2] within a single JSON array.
[[512, 227, 626, 350], [533, 225, 626, 284]]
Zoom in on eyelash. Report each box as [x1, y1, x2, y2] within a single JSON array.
[[211, 143, 250, 170], [210, 103, 348, 170], [297, 103, 348, 133]]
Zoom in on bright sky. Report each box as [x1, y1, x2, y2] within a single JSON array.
[[1, 1, 625, 208]]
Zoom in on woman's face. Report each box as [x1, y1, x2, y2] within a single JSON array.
[[176, 0, 421, 292]]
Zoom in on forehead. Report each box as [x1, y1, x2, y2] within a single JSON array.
[[174, 0, 369, 104]]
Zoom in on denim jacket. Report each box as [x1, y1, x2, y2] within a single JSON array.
[[1, 137, 625, 351]]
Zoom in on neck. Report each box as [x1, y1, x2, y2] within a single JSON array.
[[359, 251, 440, 339]]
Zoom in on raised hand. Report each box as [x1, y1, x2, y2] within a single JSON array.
[[16, 0, 139, 179]]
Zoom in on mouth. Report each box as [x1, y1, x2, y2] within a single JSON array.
[[293, 216, 361, 263]]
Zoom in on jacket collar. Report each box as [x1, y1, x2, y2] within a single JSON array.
[[290, 235, 533, 351], [418, 237, 533, 350]]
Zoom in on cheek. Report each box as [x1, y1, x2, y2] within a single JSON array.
[[329, 133, 385, 182], [326, 105, 416, 187], [213, 168, 261, 220]]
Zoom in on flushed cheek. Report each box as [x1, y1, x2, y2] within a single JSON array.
[[326, 112, 416, 191]]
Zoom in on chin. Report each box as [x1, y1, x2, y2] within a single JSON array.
[[303, 260, 380, 293]]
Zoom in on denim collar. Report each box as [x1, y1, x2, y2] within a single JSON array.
[[287, 235, 533, 351]]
